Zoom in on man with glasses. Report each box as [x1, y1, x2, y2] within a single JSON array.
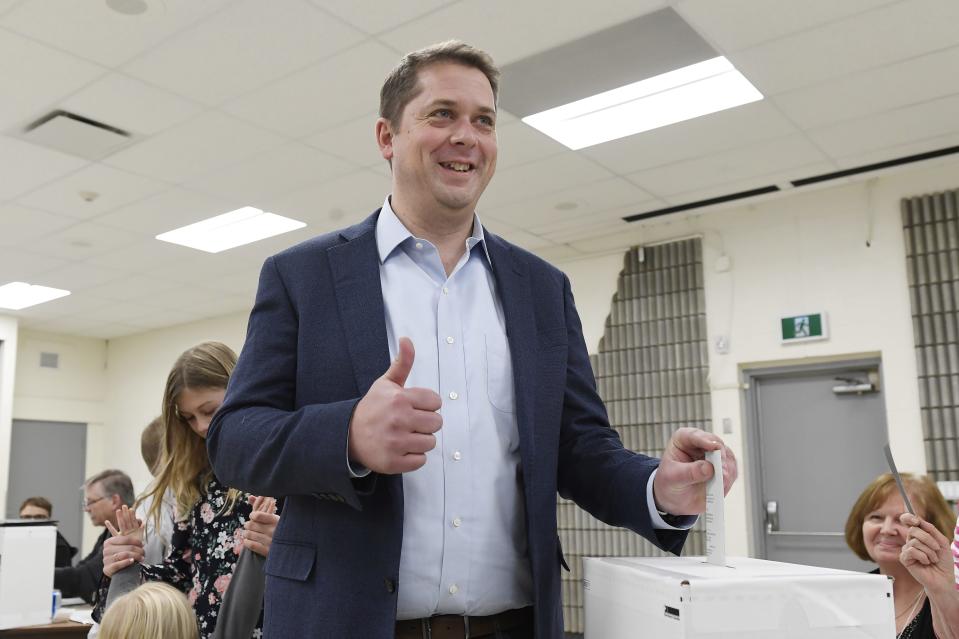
[[54, 469, 134, 603], [19, 496, 77, 568]]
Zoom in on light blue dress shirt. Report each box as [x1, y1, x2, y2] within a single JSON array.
[[369, 198, 691, 619]]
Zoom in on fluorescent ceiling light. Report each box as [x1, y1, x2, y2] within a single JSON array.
[[156, 207, 306, 253], [0, 282, 70, 310], [522, 56, 763, 150]]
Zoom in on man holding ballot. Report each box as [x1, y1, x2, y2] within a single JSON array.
[[208, 40, 737, 639]]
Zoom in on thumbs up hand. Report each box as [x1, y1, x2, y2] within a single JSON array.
[[347, 337, 443, 474]]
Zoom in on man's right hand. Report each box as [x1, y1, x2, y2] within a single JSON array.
[[348, 337, 442, 474]]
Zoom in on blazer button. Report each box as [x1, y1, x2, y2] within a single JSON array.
[[384, 578, 396, 593]]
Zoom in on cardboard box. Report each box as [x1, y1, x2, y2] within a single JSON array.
[[584, 556, 894, 638], [0, 520, 56, 629]]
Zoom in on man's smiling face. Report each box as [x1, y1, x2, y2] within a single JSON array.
[[378, 61, 498, 222]]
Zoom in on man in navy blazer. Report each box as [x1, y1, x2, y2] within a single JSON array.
[[208, 41, 737, 638]]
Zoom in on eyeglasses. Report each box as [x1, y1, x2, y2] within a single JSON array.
[[82, 495, 107, 510], [20, 514, 49, 520]]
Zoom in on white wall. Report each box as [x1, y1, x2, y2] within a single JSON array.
[[556, 155, 959, 556], [0, 315, 18, 516]]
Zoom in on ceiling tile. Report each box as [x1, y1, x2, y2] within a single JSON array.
[[101, 111, 286, 183], [731, 0, 959, 95], [94, 186, 240, 236], [481, 153, 616, 209], [380, 0, 668, 65], [82, 274, 180, 303], [660, 161, 836, 206], [809, 93, 959, 159], [482, 177, 656, 230], [223, 40, 399, 137], [625, 134, 832, 197], [0, 27, 106, 131], [539, 217, 632, 245], [22, 317, 112, 335], [29, 261, 127, 292], [262, 169, 390, 232], [309, 0, 454, 34], [184, 142, 356, 204], [0, 136, 88, 200], [773, 46, 959, 130], [676, 0, 901, 52], [27, 221, 145, 261], [17, 163, 167, 219], [0, 0, 230, 67], [71, 322, 145, 340], [84, 238, 203, 271], [833, 132, 959, 170], [123, 308, 205, 331], [530, 243, 590, 264], [582, 100, 799, 176], [495, 120, 568, 170], [485, 223, 555, 251], [303, 112, 382, 168], [60, 73, 203, 136], [123, 0, 365, 106], [0, 204, 76, 247], [13, 290, 117, 320], [0, 248, 68, 284]]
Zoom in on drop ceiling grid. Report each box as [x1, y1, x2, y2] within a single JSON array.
[[0, 0, 958, 337]]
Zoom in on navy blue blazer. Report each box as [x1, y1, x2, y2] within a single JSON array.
[[207, 210, 687, 638]]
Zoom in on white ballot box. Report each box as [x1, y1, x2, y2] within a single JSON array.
[[0, 520, 57, 629], [584, 556, 895, 639]]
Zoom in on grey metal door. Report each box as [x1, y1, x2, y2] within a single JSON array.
[[5, 419, 87, 555], [747, 361, 888, 571]]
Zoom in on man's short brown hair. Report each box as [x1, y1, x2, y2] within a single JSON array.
[[141, 416, 164, 476], [379, 40, 500, 127], [844, 472, 956, 561], [19, 496, 52, 517]]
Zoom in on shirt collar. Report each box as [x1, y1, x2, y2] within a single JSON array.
[[375, 196, 492, 265]]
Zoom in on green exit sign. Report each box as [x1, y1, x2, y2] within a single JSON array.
[[781, 313, 828, 343]]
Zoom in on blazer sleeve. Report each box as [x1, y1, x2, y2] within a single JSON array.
[[207, 255, 365, 508], [555, 275, 687, 555]]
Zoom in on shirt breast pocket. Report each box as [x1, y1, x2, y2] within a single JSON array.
[[484, 332, 515, 413]]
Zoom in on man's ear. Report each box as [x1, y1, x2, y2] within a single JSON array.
[[375, 117, 394, 162]]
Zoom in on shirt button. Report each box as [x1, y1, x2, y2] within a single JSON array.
[[452, 517, 462, 528], [446, 336, 454, 344], [449, 584, 458, 595], [442, 286, 449, 294], [415, 242, 423, 249], [452, 451, 462, 461], [448, 391, 458, 400]]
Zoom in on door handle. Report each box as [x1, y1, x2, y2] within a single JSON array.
[[765, 500, 779, 533]]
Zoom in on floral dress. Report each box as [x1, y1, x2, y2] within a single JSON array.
[[94, 475, 261, 639]]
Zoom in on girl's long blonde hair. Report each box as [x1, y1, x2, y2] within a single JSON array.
[[139, 341, 241, 528], [99, 582, 198, 639]]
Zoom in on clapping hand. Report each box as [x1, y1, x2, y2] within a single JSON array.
[[239, 495, 278, 557], [103, 505, 145, 577]]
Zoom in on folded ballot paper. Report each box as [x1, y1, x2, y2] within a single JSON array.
[[583, 451, 895, 638]]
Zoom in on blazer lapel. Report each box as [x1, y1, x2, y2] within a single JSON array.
[[486, 232, 537, 467], [327, 211, 391, 395]]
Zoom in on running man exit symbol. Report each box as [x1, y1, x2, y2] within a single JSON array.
[[781, 313, 827, 343]]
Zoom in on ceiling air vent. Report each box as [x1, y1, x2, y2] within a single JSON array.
[[39, 352, 59, 369], [21, 110, 133, 160]]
